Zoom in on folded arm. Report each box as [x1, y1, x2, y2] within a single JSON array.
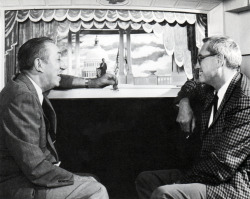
[[175, 80, 208, 135]]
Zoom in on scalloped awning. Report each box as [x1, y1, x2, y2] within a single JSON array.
[[5, 9, 206, 81], [5, 9, 204, 55], [15, 9, 196, 24]]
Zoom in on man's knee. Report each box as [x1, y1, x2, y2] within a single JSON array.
[[91, 181, 108, 198], [151, 183, 207, 199], [151, 185, 173, 199], [136, 171, 153, 185], [70, 177, 109, 199], [98, 182, 108, 194]]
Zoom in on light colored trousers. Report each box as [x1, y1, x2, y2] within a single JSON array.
[[45, 175, 109, 199], [135, 169, 206, 199]]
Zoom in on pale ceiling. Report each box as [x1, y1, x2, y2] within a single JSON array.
[[0, 0, 224, 13]]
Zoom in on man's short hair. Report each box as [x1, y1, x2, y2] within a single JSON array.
[[18, 37, 54, 72], [203, 36, 242, 70]]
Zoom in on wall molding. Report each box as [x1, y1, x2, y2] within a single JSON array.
[[0, 9, 5, 91]]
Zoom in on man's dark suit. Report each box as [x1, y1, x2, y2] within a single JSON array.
[[0, 73, 74, 199], [99, 62, 107, 76], [176, 72, 250, 199]]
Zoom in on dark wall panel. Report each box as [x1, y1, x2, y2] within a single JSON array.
[[51, 98, 201, 198]]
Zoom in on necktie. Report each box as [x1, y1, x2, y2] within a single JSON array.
[[42, 96, 57, 139], [42, 96, 59, 161], [213, 92, 218, 118]]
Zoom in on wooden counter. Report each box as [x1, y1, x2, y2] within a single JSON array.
[[48, 84, 181, 99]]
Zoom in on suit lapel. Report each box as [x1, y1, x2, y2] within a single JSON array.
[[209, 72, 240, 128], [42, 96, 57, 136], [201, 91, 214, 136], [15, 73, 59, 161], [203, 91, 215, 112], [42, 96, 59, 161]]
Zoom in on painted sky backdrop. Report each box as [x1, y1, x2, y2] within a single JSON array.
[[58, 33, 177, 77]]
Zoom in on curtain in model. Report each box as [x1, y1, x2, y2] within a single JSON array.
[[4, 9, 207, 83]]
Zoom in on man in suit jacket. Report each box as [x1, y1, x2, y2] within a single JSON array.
[[0, 37, 117, 199], [98, 58, 107, 77], [135, 36, 250, 199]]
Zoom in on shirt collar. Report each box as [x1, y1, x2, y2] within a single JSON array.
[[217, 71, 237, 107], [26, 75, 44, 105]]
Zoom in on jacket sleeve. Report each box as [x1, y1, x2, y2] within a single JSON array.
[[57, 74, 75, 89], [181, 95, 250, 183], [56, 74, 90, 90], [174, 80, 207, 105], [2, 92, 74, 187]]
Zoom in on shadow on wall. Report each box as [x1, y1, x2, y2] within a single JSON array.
[[241, 55, 250, 78]]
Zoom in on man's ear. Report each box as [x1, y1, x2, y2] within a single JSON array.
[[217, 55, 225, 68], [34, 58, 44, 72]]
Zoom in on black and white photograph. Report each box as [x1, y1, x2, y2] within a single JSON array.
[[0, 0, 249, 199]]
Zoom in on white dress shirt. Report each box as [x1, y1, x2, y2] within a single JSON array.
[[26, 75, 43, 105]]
